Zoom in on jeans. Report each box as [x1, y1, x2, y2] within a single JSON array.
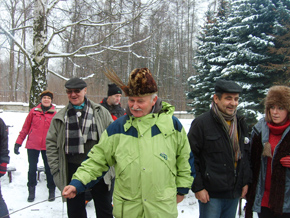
[[67, 163, 113, 218], [0, 180, 9, 218], [258, 207, 290, 218], [27, 149, 55, 189], [199, 197, 239, 218]]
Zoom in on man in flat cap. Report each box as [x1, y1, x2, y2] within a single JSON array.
[[46, 77, 114, 218], [62, 68, 194, 218], [187, 79, 251, 218]]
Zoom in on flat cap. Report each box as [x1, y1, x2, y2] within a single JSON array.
[[65, 78, 87, 89], [215, 79, 242, 93]]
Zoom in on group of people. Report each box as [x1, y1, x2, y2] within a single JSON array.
[[0, 67, 290, 218]]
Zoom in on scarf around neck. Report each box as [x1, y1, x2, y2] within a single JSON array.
[[211, 101, 241, 162], [65, 97, 98, 154]]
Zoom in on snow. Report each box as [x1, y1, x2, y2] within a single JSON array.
[[0, 111, 253, 218]]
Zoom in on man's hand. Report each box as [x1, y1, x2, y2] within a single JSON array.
[[241, 185, 248, 199], [195, 189, 209, 203], [62, 185, 77, 199], [176, 194, 184, 203]]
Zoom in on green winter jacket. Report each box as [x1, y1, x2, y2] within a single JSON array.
[[70, 101, 193, 218], [46, 99, 113, 196]]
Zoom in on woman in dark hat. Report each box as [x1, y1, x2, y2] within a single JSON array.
[[14, 90, 56, 202], [245, 86, 290, 218]]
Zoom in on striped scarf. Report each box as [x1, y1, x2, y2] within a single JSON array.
[[65, 98, 98, 154], [211, 101, 241, 162]]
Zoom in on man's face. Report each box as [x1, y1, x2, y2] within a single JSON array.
[[107, 94, 122, 106], [213, 93, 239, 115], [66, 87, 87, 106], [128, 95, 157, 117]]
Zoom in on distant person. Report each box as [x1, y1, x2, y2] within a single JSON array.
[[188, 79, 251, 218], [245, 86, 290, 218], [14, 90, 56, 202], [46, 78, 114, 218], [0, 118, 10, 218], [61, 68, 193, 218], [100, 83, 125, 120]]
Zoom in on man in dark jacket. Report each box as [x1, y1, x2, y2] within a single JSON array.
[[100, 83, 125, 121], [188, 79, 251, 218], [0, 118, 10, 218]]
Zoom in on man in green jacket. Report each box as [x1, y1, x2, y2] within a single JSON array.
[[46, 77, 114, 218], [62, 68, 194, 218]]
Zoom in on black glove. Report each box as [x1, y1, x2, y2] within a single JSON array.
[[14, 143, 21, 155]]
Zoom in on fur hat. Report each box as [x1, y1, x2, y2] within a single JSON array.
[[264, 85, 290, 123], [104, 67, 158, 97], [40, 90, 53, 100], [108, 83, 122, 96]]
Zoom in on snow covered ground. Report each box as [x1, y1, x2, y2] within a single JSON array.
[[0, 111, 253, 218]]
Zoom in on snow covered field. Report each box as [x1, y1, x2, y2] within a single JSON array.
[[0, 111, 252, 218]]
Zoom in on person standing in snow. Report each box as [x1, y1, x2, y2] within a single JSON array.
[[14, 90, 56, 203], [46, 78, 114, 218], [0, 118, 10, 218], [62, 68, 194, 218], [100, 83, 125, 121], [188, 79, 251, 218], [245, 86, 290, 218]]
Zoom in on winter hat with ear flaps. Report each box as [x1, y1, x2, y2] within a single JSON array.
[[104, 67, 158, 97]]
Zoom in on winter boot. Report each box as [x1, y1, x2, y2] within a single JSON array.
[[27, 186, 35, 202], [48, 187, 55, 202]]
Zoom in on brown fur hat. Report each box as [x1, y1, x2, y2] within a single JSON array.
[[264, 85, 290, 122], [126, 68, 158, 96]]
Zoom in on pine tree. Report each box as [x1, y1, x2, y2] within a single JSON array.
[[188, 0, 290, 127]]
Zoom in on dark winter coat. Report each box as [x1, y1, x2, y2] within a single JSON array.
[[0, 118, 9, 165], [245, 118, 290, 217], [100, 98, 125, 120], [188, 109, 251, 199], [16, 103, 56, 150]]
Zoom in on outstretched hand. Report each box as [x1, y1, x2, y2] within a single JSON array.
[[62, 185, 77, 199]]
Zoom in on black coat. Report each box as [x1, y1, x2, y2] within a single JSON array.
[[100, 98, 125, 120], [188, 109, 251, 199], [0, 118, 9, 165]]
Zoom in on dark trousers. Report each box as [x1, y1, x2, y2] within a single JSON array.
[[258, 207, 290, 218], [0, 181, 9, 218], [67, 163, 113, 218], [27, 149, 55, 189]]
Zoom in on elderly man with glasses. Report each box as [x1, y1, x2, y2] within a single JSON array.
[[46, 77, 114, 218]]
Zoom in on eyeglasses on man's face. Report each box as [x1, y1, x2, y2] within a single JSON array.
[[66, 88, 83, 94]]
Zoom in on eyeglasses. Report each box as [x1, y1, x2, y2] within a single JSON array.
[[66, 88, 83, 94]]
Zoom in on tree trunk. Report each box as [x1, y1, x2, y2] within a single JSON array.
[[29, 0, 48, 109]]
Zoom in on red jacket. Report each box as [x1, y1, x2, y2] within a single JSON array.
[[16, 104, 56, 150]]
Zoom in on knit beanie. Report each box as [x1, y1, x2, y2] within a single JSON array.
[[108, 84, 122, 96], [40, 90, 53, 100]]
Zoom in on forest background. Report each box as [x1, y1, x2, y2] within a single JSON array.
[[1, 0, 290, 127]]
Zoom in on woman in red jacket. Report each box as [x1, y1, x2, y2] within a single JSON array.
[[14, 90, 56, 202]]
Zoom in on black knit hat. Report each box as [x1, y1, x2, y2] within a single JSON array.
[[215, 79, 242, 93], [40, 90, 53, 100], [65, 78, 87, 89], [108, 84, 122, 96]]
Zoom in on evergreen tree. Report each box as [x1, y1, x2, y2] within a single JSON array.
[[188, 0, 290, 127]]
